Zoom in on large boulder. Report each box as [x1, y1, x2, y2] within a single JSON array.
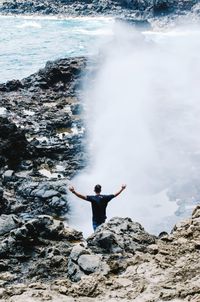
[[67, 243, 109, 282], [87, 217, 156, 253]]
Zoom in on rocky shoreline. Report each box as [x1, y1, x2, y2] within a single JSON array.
[[0, 206, 199, 301], [0, 2, 200, 300], [0, 56, 89, 220], [1, 0, 200, 21]]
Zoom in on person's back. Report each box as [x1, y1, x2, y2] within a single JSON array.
[[69, 183, 126, 230], [86, 193, 115, 229]]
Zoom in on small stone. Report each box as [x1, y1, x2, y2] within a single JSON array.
[[3, 170, 14, 182], [78, 254, 101, 273], [0, 272, 16, 281], [147, 244, 159, 254], [70, 244, 89, 262], [0, 214, 21, 236], [115, 277, 133, 287]]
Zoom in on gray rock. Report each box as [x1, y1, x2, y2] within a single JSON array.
[[78, 254, 101, 273], [0, 215, 21, 236], [41, 189, 59, 199], [70, 244, 89, 262], [17, 180, 70, 216], [87, 217, 156, 254], [3, 170, 14, 182], [67, 259, 85, 282]]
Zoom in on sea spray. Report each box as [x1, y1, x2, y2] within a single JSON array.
[[69, 22, 200, 236]]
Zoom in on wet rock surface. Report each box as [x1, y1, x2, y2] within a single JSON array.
[[0, 207, 199, 301], [0, 0, 199, 19], [0, 56, 88, 219]]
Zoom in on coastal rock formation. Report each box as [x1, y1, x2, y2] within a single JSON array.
[[87, 217, 156, 253], [0, 206, 199, 301], [0, 117, 29, 169], [0, 0, 199, 19], [0, 56, 87, 218]]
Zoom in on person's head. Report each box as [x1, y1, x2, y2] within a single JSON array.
[[94, 184, 101, 194]]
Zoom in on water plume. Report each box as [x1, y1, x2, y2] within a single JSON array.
[[69, 22, 200, 236]]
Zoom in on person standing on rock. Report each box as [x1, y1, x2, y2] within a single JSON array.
[[69, 184, 126, 231]]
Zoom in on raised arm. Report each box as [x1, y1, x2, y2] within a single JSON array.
[[114, 184, 126, 197], [69, 186, 87, 201]]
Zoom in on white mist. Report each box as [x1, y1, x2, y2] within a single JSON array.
[[69, 22, 200, 236]]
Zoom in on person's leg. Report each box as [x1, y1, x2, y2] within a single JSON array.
[[92, 221, 104, 231], [92, 221, 98, 231]]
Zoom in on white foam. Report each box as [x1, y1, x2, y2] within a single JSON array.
[[39, 168, 63, 179], [16, 21, 42, 29], [74, 28, 113, 36], [0, 107, 7, 116], [0, 14, 114, 22], [23, 109, 35, 116]]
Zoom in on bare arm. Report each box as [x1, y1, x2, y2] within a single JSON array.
[[114, 184, 127, 197], [69, 186, 87, 201]]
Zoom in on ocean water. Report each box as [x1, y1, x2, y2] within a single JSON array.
[[0, 15, 113, 83]]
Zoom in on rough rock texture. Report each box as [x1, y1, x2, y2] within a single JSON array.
[[0, 214, 83, 283], [0, 117, 29, 169], [0, 207, 199, 301], [0, 56, 88, 218], [0, 0, 199, 20], [87, 217, 156, 253]]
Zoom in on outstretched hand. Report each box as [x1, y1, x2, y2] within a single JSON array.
[[121, 184, 127, 190], [69, 186, 75, 193]]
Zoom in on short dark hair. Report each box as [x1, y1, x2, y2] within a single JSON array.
[[94, 184, 101, 193]]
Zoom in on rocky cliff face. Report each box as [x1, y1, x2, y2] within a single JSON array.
[[0, 206, 199, 301]]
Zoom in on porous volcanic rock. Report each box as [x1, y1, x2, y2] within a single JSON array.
[[0, 214, 83, 282], [0, 56, 88, 219], [0, 117, 29, 169], [0, 0, 199, 21], [0, 207, 199, 301], [87, 217, 156, 253]]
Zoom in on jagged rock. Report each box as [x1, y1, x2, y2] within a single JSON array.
[[16, 180, 70, 217], [0, 187, 10, 215], [69, 244, 89, 262], [0, 117, 29, 169], [0, 214, 83, 270], [0, 57, 87, 220], [87, 217, 156, 253], [67, 244, 109, 282], [22, 57, 86, 90], [0, 206, 199, 301], [3, 170, 14, 182], [0, 0, 199, 19]]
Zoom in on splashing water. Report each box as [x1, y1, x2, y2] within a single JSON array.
[[69, 22, 200, 236]]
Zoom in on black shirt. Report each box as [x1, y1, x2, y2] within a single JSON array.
[[86, 194, 115, 224]]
